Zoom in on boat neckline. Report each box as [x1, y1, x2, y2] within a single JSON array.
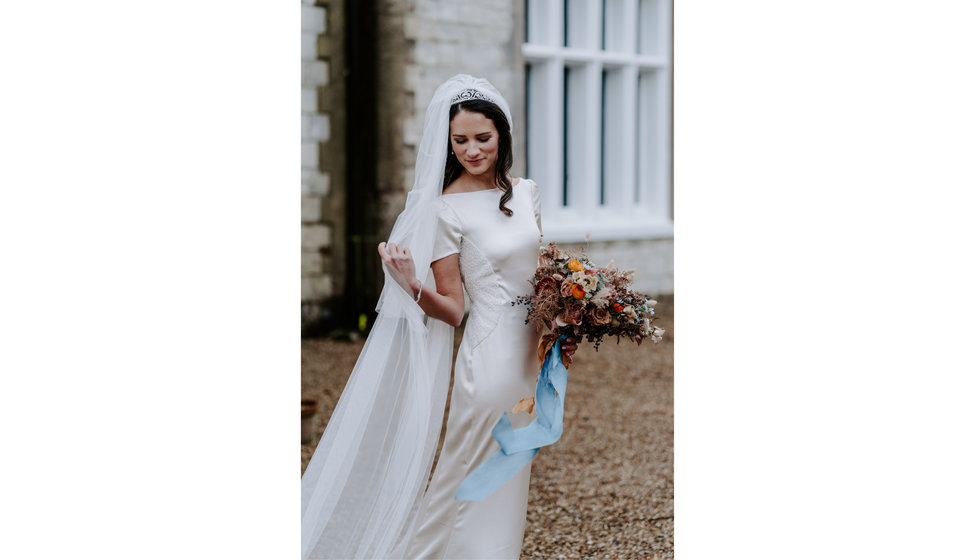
[[441, 178, 524, 196]]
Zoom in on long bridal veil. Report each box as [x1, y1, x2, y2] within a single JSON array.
[[300, 75, 513, 559]]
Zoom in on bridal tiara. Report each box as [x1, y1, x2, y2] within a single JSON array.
[[451, 88, 495, 104]]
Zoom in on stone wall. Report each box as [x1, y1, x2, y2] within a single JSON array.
[[301, 0, 346, 326]]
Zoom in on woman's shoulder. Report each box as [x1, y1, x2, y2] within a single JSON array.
[[510, 177, 539, 191], [511, 177, 540, 202]]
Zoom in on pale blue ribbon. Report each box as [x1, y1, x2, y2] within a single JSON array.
[[455, 339, 568, 502]]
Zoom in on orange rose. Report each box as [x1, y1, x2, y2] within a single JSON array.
[[567, 259, 584, 272], [571, 284, 586, 300]]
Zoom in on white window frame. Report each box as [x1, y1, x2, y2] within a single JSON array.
[[524, 0, 673, 242]]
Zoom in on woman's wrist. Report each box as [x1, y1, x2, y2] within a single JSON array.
[[410, 280, 423, 302]]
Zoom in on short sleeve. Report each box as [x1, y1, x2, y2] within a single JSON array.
[[431, 199, 463, 263], [527, 179, 542, 235]]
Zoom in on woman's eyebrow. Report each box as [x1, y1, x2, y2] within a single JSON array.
[[452, 132, 493, 137]]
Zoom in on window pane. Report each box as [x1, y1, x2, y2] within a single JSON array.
[[525, 62, 551, 196], [565, 0, 595, 49], [564, 65, 590, 208], [638, 0, 661, 55], [526, 0, 553, 45], [601, 67, 627, 208], [636, 70, 660, 206]]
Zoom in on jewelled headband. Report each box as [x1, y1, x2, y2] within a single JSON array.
[[450, 88, 496, 105]]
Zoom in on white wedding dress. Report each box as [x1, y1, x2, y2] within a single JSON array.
[[405, 178, 543, 559]]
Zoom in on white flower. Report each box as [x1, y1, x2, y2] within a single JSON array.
[[651, 327, 665, 343], [572, 271, 599, 292], [622, 305, 638, 322]]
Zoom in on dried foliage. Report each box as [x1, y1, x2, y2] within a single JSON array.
[[514, 243, 665, 352]]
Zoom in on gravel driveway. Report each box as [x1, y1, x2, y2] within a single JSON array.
[[302, 296, 673, 559]]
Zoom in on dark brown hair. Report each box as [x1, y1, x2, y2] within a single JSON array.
[[443, 99, 514, 216]]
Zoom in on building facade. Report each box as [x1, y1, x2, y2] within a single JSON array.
[[302, 0, 672, 333]]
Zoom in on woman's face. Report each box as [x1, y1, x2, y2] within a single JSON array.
[[449, 109, 499, 179]]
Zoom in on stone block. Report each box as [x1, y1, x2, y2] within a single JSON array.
[[302, 224, 331, 251], [302, 276, 334, 300], [301, 249, 323, 275], [403, 165, 415, 191], [301, 88, 317, 112], [404, 14, 419, 40], [301, 5, 326, 33], [414, 42, 438, 66], [310, 114, 329, 141], [301, 141, 318, 170], [437, 43, 460, 65], [302, 196, 322, 223], [301, 32, 318, 61], [302, 61, 328, 87], [302, 170, 330, 196], [301, 114, 312, 138]]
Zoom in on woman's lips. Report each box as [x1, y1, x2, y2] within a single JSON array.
[[465, 158, 484, 165]]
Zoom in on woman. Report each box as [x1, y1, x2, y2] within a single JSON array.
[[301, 75, 576, 560]]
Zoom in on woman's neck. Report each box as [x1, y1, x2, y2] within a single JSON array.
[[455, 171, 499, 192]]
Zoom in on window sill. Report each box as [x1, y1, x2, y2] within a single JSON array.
[[542, 219, 674, 243]]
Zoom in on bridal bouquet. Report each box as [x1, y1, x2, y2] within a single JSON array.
[[510, 242, 665, 413], [456, 242, 666, 502]]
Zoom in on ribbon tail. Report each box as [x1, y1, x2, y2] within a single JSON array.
[[455, 342, 569, 501], [454, 448, 538, 502]]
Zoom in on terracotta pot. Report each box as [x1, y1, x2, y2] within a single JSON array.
[[301, 398, 318, 444]]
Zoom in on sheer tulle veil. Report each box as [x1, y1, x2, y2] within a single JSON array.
[[300, 75, 513, 559]]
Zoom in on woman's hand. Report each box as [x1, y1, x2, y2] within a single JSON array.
[[378, 242, 420, 298], [560, 334, 579, 365], [549, 318, 580, 365]]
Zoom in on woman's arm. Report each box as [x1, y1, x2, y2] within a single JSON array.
[[378, 242, 465, 327]]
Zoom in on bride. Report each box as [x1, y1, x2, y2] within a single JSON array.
[[301, 75, 577, 560]]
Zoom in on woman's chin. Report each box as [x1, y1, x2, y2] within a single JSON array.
[[463, 165, 493, 178]]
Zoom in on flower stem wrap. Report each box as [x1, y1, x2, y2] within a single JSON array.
[[454, 339, 569, 501]]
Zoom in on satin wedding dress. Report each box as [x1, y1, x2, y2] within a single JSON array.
[[405, 178, 543, 559]]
